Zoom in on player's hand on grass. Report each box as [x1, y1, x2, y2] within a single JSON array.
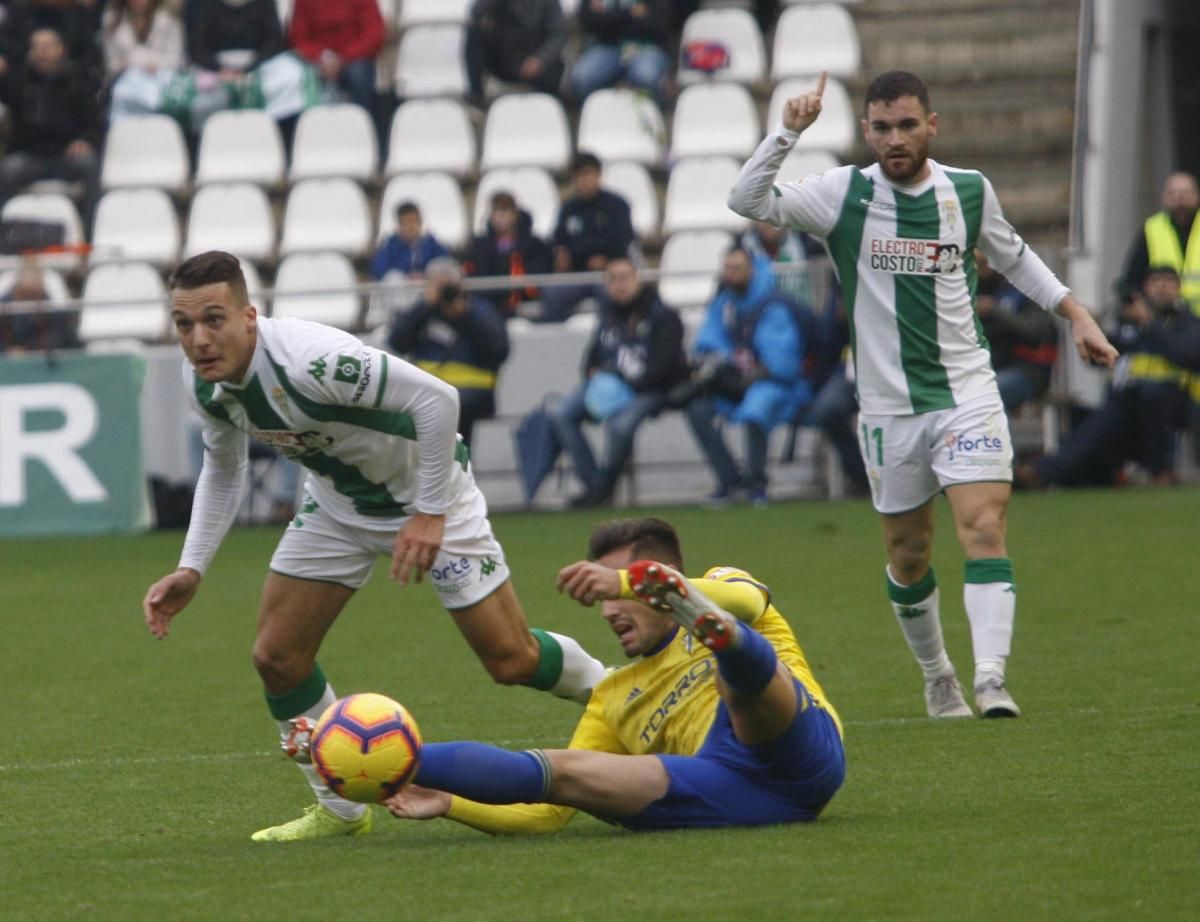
[[143, 567, 201, 638], [391, 512, 445, 585], [556, 560, 621, 606], [782, 70, 826, 134], [385, 784, 451, 820]]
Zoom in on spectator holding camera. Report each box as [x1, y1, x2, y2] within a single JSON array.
[[387, 257, 510, 449]]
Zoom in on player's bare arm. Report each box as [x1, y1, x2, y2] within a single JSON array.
[[142, 567, 202, 638], [1056, 294, 1119, 367], [782, 70, 826, 133], [390, 512, 446, 585], [556, 560, 622, 607], [385, 784, 451, 820]]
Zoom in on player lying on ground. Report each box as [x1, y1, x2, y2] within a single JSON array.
[[382, 517, 845, 832], [141, 251, 606, 842]]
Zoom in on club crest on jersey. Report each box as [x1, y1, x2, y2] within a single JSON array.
[[868, 238, 961, 275], [333, 354, 361, 384], [271, 386, 288, 411], [941, 199, 959, 232]]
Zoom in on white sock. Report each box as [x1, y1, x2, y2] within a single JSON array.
[[275, 683, 367, 821], [543, 631, 608, 704], [964, 572, 1016, 685], [887, 566, 954, 680]]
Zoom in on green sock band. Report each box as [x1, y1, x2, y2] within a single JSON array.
[[965, 557, 1014, 585], [265, 663, 329, 720], [887, 567, 937, 605], [524, 629, 563, 691]]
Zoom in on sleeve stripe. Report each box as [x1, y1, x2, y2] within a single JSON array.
[[374, 353, 389, 408]]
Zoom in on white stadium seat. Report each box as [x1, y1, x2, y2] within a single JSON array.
[[671, 82, 760, 160], [377, 173, 469, 251], [772, 3, 862, 81], [289, 104, 378, 182], [185, 183, 276, 263], [279, 178, 372, 259], [386, 98, 475, 178], [677, 9, 766, 87], [658, 230, 734, 309], [194, 110, 285, 188], [1, 192, 85, 271], [577, 89, 665, 167], [480, 93, 572, 173], [100, 115, 190, 194], [91, 188, 180, 268], [776, 148, 841, 184], [601, 160, 659, 241], [661, 157, 747, 235], [473, 167, 559, 239], [394, 25, 467, 98], [272, 252, 361, 329], [768, 77, 855, 155], [80, 262, 168, 343], [398, 0, 470, 26]]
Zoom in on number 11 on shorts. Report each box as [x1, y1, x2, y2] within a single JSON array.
[[862, 424, 883, 465]]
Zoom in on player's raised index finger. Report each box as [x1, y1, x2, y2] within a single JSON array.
[[815, 70, 827, 97]]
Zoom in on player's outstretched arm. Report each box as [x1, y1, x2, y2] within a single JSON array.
[[385, 784, 451, 820], [1057, 294, 1119, 367], [142, 567, 202, 639], [556, 560, 622, 607]]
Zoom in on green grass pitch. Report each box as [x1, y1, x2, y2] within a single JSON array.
[[2, 488, 1198, 921]]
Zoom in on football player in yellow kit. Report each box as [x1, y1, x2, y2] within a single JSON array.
[[384, 517, 845, 832]]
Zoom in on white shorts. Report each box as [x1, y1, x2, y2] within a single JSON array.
[[859, 392, 1013, 514], [269, 480, 511, 609]]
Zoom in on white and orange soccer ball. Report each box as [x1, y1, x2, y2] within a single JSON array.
[[310, 693, 423, 803]]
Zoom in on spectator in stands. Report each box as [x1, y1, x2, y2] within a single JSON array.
[[806, 287, 868, 497], [463, 190, 552, 318], [682, 247, 814, 506], [1116, 172, 1199, 315], [31, 0, 101, 76], [371, 202, 449, 282], [570, 0, 671, 106], [542, 152, 635, 323], [103, 0, 186, 115], [740, 219, 817, 306], [0, 257, 78, 352], [0, 2, 33, 80], [464, 0, 566, 106], [288, 0, 384, 119], [0, 27, 100, 229], [1017, 266, 1200, 489], [975, 249, 1058, 413], [387, 257, 510, 449], [550, 256, 687, 508]]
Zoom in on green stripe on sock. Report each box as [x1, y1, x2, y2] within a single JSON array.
[[265, 663, 328, 720], [965, 558, 1014, 584], [525, 629, 563, 692], [887, 567, 937, 604]]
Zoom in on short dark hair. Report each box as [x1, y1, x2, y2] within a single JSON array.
[[396, 201, 421, 219], [571, 151, 602, 174], [490, 191, 517, 211], [1145, 265, 1180, 281], [168, 251, 249, 305], [864, 70, 931, 115], [588, 517, 684, 570]]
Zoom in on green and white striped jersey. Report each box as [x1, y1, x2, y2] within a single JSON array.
[[729, 128, 1070, 415], [180, 316, 466, 574]]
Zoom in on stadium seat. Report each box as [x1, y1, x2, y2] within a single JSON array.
[[91, 188, 180, 268], [1, 192, 85, 271], [376, 0, 395, 23], [601, 160, 659, 241], [272, 252, 361, 329], [279, 178, 372, 259], [276, 0, 293, 28], [394, 25, 468, 98], [184, 183, 276, 263], [385, 98, 475, 178], [479, 93, 572, 173], [577, 89, 665, 167], [79, 261, 169, 343], [768, 77, 855, 155], [777, 148, 841, 184], [657, 230, 734, 309], [771, 3, 862, 81], [677, 9, 766, 87], [100, 115, 190, 194], [194, 110, 286, 188], [289, 104, 378, 183], [661, 157, 746, 235], [473, 167, 559, 239], [671, 82, 760, 161], [377, 172, 468, 251], [398, 0, 470, 26]]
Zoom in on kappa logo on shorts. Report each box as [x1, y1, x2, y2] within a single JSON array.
[[945, 431, 1005, 462], [480, 557, 497, 579]]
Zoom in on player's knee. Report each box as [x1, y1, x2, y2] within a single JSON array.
[[958, 508, 1006, 552], [886, 534, 931, 582], [251, 641, 310, 690]]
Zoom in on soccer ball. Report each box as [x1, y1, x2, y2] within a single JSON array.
[[310, 693, 423, 803]]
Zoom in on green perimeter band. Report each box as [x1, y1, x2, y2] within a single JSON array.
[[965, 558, 1015, 585], [265, 663, 329, 720], [887, 567, 937, 605], [525, 629, 563, 691]]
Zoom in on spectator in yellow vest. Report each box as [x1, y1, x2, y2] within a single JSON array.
[[1116, 172, 1199, 315]]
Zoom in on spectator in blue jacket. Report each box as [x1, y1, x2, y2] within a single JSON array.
[[387, 257, 510, 449], [684, 247, 814, 506], [371, 202, 449, 282]]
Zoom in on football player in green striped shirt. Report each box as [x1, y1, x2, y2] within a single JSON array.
[[729, 71, 1117, 719], [141, 251, 605, 841]]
